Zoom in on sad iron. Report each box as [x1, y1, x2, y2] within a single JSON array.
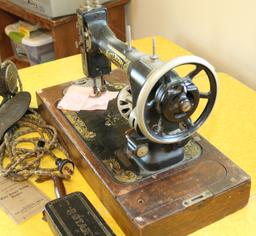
[[0, 60, 31, 141]]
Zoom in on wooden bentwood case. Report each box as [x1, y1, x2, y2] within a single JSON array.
[[37, 73, 250, 236]]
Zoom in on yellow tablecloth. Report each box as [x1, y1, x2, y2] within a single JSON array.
[[0, 36, 255, 235]]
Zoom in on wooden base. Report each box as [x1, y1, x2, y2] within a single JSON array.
[[36, 81, 251, 236]]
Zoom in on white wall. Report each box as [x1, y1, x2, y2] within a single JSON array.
[[127, 0, 256, 89]]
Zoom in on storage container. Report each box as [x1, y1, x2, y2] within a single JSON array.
[[5, 22, 55, 65], [22, 31, 55, 65]]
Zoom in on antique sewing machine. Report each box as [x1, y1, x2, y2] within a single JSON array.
[[37, 1, 250, 235]]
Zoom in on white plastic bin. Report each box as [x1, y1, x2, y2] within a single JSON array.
[[5, 22, 55, 65], [23, 31, 55, 65]]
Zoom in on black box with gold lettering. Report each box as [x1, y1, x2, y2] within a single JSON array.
[[44, 192, 115, 236]]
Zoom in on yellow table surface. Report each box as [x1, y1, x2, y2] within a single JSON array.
[[1, 36, 256, 235]]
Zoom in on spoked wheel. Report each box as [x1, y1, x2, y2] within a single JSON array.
[[134, 56, 217, 144]]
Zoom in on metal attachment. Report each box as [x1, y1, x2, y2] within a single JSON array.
[[126, 25, 133, 52], [182, 190, 213, 207], [91, 77, 106, 97], [136, 144, 149, 158], [56, 158, 75, 176], [100, 75, 107, 92], [93, 80, 102, 96], [180, 99, 192, 112], [151, 37, 159, 61], [126, 130, 149, 159]]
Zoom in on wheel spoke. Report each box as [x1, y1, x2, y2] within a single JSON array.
[[185, 66, 203, 79], [200, 92, 211, 99], [125, 98, 133, 104], [152, 117, 163, 134], [180, 118, 194, 130]]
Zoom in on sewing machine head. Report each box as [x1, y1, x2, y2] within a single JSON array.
[[76, 0, 217, 174]]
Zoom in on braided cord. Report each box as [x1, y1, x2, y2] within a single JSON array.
[[0, 109, 71, 182]]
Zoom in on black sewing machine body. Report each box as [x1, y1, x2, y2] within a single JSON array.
[[76, 5, 218, 175]]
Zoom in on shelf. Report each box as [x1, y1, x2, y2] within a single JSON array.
[[0, 0, 130, 69], [0, 0, 77, 30], [7, 56, 30, 69]]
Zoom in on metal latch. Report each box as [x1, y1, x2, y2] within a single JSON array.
[[182, 190, 213, 207]]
